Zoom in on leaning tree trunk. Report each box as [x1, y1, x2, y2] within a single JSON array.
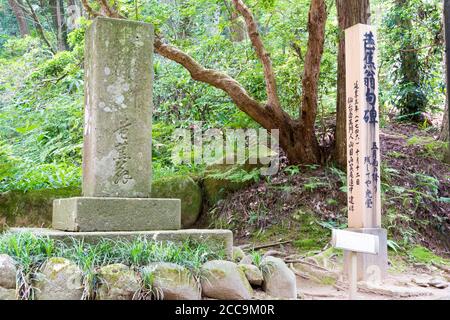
[[8, 0, 29, 36], [335, 0, 370, 169]]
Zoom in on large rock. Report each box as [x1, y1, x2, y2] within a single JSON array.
[[143, 262, 201, 300], [0, 254, 17, 289], [152, 176, 202, 228], [0, 287, 16, 300], [201, 260, 253, 300], [96, 264, 140, 300], [239, 264, 263, 286], [33, 257, 84, 300], [262, 256, 297, 299]]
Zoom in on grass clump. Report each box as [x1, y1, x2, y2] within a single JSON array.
[[0, 231, 225, 300], [408, 245, 449, 265]]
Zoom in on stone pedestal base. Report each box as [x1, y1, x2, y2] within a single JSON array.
[[9, 228, 233, 258], [343, 228, 388, 282], [53, 197, 181, 232]]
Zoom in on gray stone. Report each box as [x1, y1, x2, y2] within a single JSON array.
[[0, 254, 17, 289], [151, 176, 202, 228], [34, 257, 83, 300], [428, 277, 449, 289], [143, 262, 201, 300], [232, 246, 245, 262], [10, 228, 233, 258], [96, 263, 140, 300], [52, 197, 180, 231], [240, 255, 253, 265], [0, 287, 16, 300], [412, 277, 430, 288], [262, 256, 296, 299], [201, 260, 253, 300], [239, 264, 263, 286], [83, 17, 153, 198]]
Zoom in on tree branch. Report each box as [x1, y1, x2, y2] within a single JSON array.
[[154, 37, 277, 129], [232, 0, 282, 113], [80, 0, 293, 132], [98, 0, 124, 18], [81, 0, 100, 17], [24, 0, 56, 54]]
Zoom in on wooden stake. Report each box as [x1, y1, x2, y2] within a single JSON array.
[[349, 251, 358, 300]]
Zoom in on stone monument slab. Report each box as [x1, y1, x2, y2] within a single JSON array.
[[53, 197, 180, 231], [12, 17, 232, 256], [83, 17, 153, 198]]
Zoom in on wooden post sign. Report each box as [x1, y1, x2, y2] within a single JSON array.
[[345, 23, 381, 229], [344, 24, 388, 282]]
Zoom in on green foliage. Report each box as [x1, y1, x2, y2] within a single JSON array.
[[206, 166, 261, 184], [408, 245, 449, 265], [379, 0, 444, 119], [407, 135, 448, 160]]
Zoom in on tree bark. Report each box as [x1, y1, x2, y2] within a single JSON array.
[[442, 0, 450, 163], [335, 0, 371, 169], [8, 0, 29, 37], [56, 0, 68, 50], [440, 102, 449, 141], [291, 0, 327, 164]]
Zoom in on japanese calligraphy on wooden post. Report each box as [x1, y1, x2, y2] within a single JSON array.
[[345, 24, 381, 229], [344, 24, 387, 282]]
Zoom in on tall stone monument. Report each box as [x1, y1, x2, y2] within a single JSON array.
[[12, 17, 232, 256], [344, 24, 388, 282], [52, 17, 180, 232]]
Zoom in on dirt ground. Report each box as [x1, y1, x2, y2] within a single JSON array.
[[246, 246, 450, 300]]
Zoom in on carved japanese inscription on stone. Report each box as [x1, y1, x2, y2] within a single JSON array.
[[82, 17, 153, 198]]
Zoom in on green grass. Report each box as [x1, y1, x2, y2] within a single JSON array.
[[0, 231, 225, 300], [408, 245, 450, 265]]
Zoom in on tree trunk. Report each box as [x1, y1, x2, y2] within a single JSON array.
[[49, 0, 68, 51], [8, 0, 29, 36], [57, 0, 68, 50], [442, 0, 450, 163], [334, 0, 370, 169], [294, 0, 327, 164], [440, 102, 449, 141]]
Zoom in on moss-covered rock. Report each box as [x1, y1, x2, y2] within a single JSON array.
[[151, 176, 202, 228], [33, 257, 83, 300], [0, 254, 17, 289], [238, 264, 263, 286], [232, 246, 245, 263], [0, 287, 15, 300], [143, 262, 201, 300], [0, 187, 81, 227], [201, 260, 253, 299], [96, 263, 140, 300], [262, 256, 297, 299]]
